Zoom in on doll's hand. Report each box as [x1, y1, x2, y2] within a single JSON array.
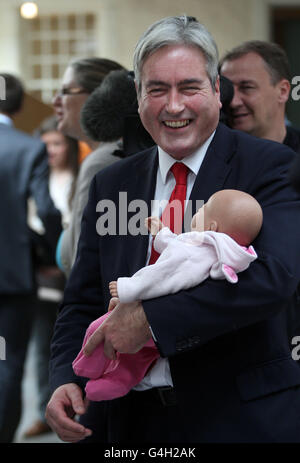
[[109, 281, 118, 297], [145, 216, 163, 237]]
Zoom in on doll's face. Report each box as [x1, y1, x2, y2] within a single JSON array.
[[191, 198, 218, 232], [191, 205, 206, 232]]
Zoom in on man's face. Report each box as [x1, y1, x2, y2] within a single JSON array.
[[221, 52, 285, 138], [137, 45, 221, 159], [52, 66, 89, 140]]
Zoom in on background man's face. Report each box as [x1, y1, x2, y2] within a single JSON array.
[[221, 52, 284, 138], [137, 44, 221, 159]]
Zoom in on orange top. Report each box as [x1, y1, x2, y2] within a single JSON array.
[[78, 141, 92, 164]]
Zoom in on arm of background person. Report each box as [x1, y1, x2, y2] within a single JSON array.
[[71, 161, 103, 265], [29, 142, 62, 252], [60, 149, 120, 275], [57, 161, 91, 277]]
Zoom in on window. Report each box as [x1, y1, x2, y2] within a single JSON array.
[[21, 13, 97, 103]]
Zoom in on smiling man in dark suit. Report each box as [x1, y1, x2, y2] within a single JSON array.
[[0, 73, 61, 442], [47, 16, 300, 443]]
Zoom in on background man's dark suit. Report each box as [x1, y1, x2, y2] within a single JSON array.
[[50, 123, 300, 442], [0, 122, 61, 442], [0, 123, 61, 293]]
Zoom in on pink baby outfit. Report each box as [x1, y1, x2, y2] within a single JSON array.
[[117, 229, 257, 301], [73, 315, 159, 401], [73, 229, 257, 401]]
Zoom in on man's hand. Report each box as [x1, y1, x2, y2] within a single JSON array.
[[83, 300, 152, 359], [45, 383, 92, 443], [108, 296, 119, 311], [145, 216, 163, 238]]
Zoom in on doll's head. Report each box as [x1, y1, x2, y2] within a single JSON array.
[[191, 189, 263, 246]]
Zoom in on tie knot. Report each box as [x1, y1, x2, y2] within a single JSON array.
[[170, 162, 188, 186]]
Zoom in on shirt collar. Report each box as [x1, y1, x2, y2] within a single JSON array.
[[157, 130, 215, 184], [0, 113, 13, 127]]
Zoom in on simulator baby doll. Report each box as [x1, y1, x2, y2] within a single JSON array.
[[73, 189, 263, 401]]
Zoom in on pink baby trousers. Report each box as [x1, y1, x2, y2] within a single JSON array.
[[72, 313, 159, 401]]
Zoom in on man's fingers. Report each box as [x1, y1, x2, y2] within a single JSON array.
[[83, 327, 105, 356], [69, 385, 87, 415], [84, 325, 117, 360], [108, 297, 119, 312], [103, 339, 117, 360], [51, 409, 90, 442], [45, 384, 92, 442]]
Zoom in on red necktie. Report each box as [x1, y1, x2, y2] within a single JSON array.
[[149, 162, 188, 265]]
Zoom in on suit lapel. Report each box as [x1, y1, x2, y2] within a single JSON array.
[[188, 123, 236, 218], [120, 147, 158, 275]]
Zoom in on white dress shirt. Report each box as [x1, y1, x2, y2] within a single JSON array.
[[134, 131, 215, 390]]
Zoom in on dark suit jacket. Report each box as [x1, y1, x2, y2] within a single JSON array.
[[288, 126, 300, 193], [0, 123, 61, 294], [50, 123, 300, 442]]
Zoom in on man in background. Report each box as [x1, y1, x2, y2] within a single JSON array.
[[0, 73, 61, 442], [220, 40, 300, 152]]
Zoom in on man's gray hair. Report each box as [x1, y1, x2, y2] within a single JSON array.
[[133, 15, 219, 95]]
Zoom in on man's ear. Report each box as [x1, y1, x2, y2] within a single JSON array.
[[209, 220, 218, 232], [277, 78, 290, 104], [214, 76, 222, 110]]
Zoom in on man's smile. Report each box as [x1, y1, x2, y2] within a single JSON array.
[[231, 112, 252, 124], [163, 119, 191, 128]]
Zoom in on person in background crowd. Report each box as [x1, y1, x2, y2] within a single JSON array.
[[0, 74, 61, 443], [52, 58, 125, 277], [46, 16, 300, 443], [220, 40, 300, 152], [24, 116, 79, 438]]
